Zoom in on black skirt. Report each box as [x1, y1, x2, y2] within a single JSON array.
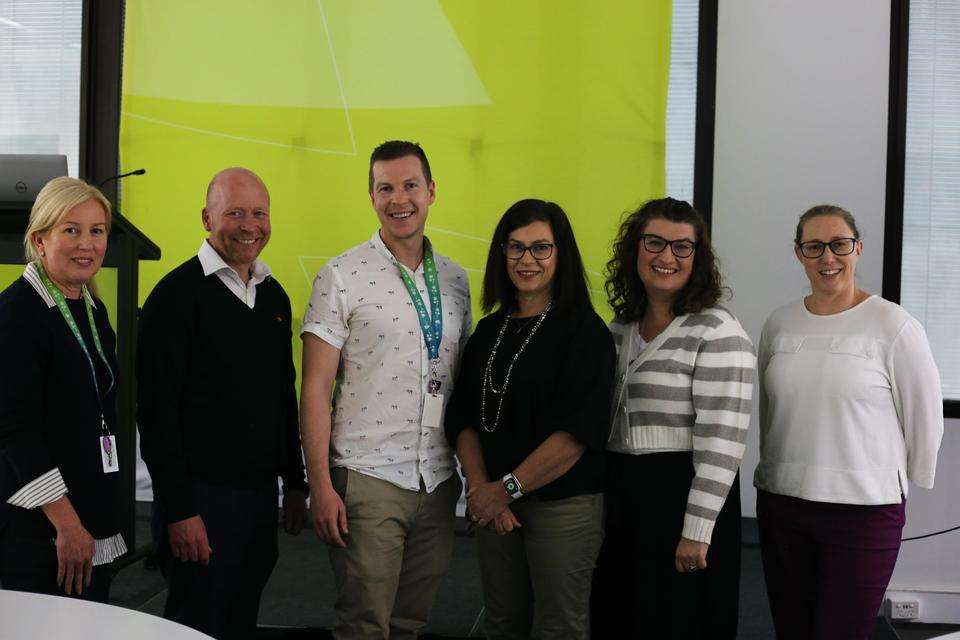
[[591, 451, 742, 639]]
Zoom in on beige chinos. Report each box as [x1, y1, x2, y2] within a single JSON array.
[[329, 468, 461, 639]]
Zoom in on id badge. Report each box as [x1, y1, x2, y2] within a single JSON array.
[[422, 392, 444, 429], [100, 435, 119, 473]]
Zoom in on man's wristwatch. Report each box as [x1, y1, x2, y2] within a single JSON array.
[[502, 473, 524, 500]]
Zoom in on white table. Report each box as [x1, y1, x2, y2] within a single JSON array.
[[0, 590, 213, 639]]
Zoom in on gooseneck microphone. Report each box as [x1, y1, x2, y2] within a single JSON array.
[[98, 168, 146, 189]]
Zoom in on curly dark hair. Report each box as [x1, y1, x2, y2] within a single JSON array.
[[605, 197, 725, 323], [481, 199, 592, 314]]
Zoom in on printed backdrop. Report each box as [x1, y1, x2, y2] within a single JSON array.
[[118, 0, 673, 349]]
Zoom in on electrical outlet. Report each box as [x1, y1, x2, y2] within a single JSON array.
[[890, 600, 920, 620]]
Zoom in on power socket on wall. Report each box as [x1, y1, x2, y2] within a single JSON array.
[[889, 599, 921, 620]]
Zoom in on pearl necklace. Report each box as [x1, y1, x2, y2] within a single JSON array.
[[480, 302, 552, 433]]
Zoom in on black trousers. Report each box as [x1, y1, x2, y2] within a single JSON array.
[[591, 452, 742, 639], [0, 506, 113, 603], [153, 481, 279, 640]]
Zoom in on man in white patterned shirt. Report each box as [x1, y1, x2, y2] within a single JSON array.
[[300, 141, 471, 639]]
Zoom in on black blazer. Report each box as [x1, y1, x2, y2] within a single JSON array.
[[0, 275, 121, 538]]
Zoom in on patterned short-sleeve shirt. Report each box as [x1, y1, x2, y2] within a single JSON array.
[[301, 231, 472, 492]]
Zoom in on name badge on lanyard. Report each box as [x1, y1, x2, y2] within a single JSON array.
[[101, 434, 119, 473], [35, 263, 118, 474], [397, 242, 445, 428]]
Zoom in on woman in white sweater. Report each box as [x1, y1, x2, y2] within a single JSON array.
[[591, 198, 755, 639], [755, 204, 943, 640]]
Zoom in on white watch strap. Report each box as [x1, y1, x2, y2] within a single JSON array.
[[502, 473, 523, 499]]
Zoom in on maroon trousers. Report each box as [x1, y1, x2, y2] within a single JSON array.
[[757, 489, 905, 640]]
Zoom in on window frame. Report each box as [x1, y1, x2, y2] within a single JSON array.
[[693, 0, 718, 229], [80, 0, 124, 201]]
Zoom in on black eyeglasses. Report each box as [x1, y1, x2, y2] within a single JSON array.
[[796, 237, 859, 259], [502, 241, 555, 261], [639, 234, 696, 258]]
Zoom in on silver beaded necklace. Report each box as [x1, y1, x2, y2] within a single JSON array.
[[480, 301, 553, 433]]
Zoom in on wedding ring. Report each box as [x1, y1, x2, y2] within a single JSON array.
[[687, 564, 697, 571]]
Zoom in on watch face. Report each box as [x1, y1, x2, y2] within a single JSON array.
[[504, 478, 519, 493]]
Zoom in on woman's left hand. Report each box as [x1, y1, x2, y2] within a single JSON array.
[[466, 480, 512, 526], [675, 537, 708, 573], [491, 507, 522, 535]]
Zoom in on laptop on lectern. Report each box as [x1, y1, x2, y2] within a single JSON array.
[[0, 155, 68, 205]]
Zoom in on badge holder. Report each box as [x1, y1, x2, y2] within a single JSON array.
[[422, 361, 444, 428], [100, 417, 119, 473]]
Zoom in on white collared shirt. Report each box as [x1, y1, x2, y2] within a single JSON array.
[[301, 231, 472, 492], [197, 240, 271, 308]]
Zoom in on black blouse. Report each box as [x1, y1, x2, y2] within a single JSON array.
[[444, 304, 615, 501]]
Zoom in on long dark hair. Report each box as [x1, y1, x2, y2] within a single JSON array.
[[605, 197, 725, 322], [481, 199, 592, 314]]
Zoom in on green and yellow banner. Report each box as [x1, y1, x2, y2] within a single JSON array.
[[116, 1, 672, 376]]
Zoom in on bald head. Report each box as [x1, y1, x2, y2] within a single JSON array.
[[205, 167, 269, 210], [202, 167, 272, 276]]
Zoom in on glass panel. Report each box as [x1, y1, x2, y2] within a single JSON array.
[[902, 0, 960, 400], [0, 0, 83, 175]]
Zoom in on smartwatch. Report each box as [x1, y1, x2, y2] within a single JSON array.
[[502, 473, 524, 500]]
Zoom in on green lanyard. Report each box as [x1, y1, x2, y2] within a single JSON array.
[[35, 263, 115, 423], [396, 242, 444, 369]]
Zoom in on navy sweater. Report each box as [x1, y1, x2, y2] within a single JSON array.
[[137, 257, 307, 524]]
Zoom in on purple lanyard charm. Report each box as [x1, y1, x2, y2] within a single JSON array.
[[102, 434, 113, 466]]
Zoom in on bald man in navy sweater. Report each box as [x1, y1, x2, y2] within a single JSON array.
[[137, 168, 308, 640]]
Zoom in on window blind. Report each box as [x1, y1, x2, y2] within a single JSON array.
[[0, 0, 82, 176], [665, 0, 698, 202], [902, 0, 960, 400]]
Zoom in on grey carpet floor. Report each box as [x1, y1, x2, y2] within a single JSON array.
[[102, 504, 957, 639]]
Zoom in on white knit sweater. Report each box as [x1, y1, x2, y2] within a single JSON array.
[[754, 296, 943, 504]]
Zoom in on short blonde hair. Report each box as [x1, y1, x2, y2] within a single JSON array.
[[24, 177, 112, 262]]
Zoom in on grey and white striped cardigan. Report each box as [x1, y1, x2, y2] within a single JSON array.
[[609, 307, 756, 543]]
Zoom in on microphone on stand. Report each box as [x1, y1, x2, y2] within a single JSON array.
[[98, 168, 146, 190]]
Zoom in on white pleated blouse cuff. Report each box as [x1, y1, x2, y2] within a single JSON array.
[[6, 468, 68, 509], [93, 534, 127, 566]]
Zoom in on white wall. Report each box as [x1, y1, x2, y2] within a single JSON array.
[[713, 0, 890, 516], [886, 419, 960, 619], [712, 0, 960, 623]]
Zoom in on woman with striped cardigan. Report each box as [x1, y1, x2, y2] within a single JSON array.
[[592, 198, 755, 639]]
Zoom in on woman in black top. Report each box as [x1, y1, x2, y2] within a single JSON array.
[[0, 177, 122, 601], [445, 199, 614, 639]]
